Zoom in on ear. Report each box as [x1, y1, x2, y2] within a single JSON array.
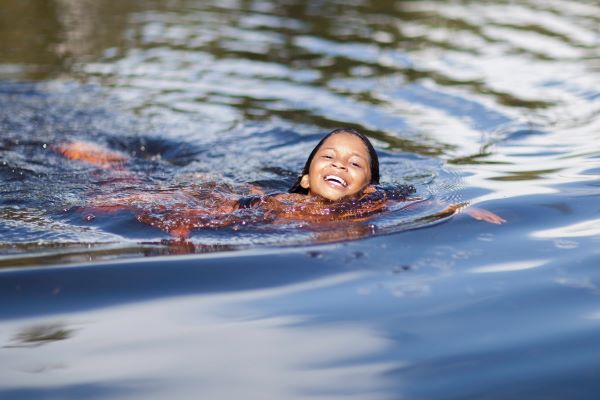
[[300, 174, 310, 189]]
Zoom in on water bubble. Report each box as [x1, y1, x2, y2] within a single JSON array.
[[42, 143, 47, 149], [84, 214, 96, 221]]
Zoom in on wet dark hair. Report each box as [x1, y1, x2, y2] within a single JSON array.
[[289, 128, 380, 194]]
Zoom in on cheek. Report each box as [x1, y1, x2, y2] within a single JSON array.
[[308, 160, 325, 177], [352, 169, 370, 186], [307, 164, 321, 187]]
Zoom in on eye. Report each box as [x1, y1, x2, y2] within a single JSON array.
[[322, 155, 333, 159], [351, 162, 362, 168]]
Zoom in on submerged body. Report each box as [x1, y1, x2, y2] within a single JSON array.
[[54, 133, 503, 240], [81, 181, 417, 239]]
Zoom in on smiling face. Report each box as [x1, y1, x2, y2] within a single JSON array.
[[300, 132, 372, 201]]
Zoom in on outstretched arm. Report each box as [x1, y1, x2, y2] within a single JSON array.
[[52, 140, 129, 169], [464, 207, 506, 224], [441, 203, 505, 224]]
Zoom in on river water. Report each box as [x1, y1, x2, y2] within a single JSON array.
[[1, 0, 599, 399]]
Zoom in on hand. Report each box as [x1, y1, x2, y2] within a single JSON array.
[[465, 207, 506, 224], [52, 140, 129, 168]]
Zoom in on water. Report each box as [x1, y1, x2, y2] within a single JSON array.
[[1, 0, 599, 398]]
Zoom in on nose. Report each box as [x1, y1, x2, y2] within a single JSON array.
[[332, 160, 347, 171]]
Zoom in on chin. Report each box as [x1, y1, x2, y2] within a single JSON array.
[[317, 191, 353, 201]]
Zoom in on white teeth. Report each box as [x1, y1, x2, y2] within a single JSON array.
[[325, 175, 347, 187]]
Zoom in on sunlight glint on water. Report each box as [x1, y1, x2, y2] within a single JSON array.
[[0, 1, 599, 399]]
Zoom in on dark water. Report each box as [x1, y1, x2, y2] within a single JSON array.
[[1, 0, 599, 399]]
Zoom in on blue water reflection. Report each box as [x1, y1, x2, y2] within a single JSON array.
[[1, 0, 600, 398]]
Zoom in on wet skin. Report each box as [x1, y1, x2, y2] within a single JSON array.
[[54, 140, 504, 239], [53, 141, 129, 167], [300, 133, 372, 201]]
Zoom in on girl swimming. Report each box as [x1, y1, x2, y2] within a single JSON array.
[[288, 128, 380, 200], [54, 128, 503, 239]]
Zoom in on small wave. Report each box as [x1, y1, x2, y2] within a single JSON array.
[[0, 83, 465, 256]]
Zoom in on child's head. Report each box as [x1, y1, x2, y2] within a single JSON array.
[[289, 128, 380, 200]]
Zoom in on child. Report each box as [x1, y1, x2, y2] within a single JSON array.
[[54, 128, 504, 239], [237, 128, 502, 223], [288, 127, 380, 200], [236, 128, 414, 211]]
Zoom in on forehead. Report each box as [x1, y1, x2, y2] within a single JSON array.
[[320, 133, 370, 158]]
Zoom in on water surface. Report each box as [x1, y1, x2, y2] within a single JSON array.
[[1, 0, 599, 399]]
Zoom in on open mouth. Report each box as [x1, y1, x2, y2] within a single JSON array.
[[324, 175, 347, 187]]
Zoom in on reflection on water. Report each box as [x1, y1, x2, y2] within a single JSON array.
[[532, 218, 600, 239], [1, 0, 600, 399], [6, 323, 74, 348], [3, 0, 598, 151], [0, 272, 397, 400]]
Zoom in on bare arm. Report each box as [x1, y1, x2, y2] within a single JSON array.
[[464, 207, 506, 224], [52, 140, 129, 169], [441, 203, 505, 224]]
